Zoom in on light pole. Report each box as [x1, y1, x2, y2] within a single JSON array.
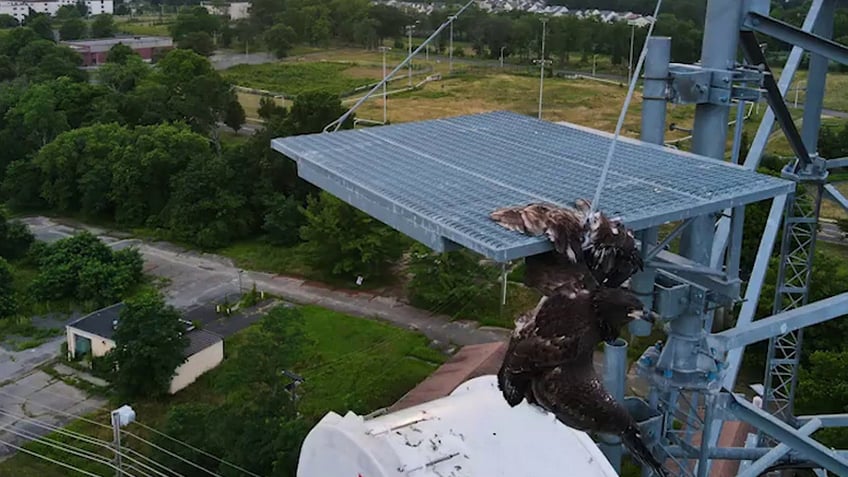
[[111, 405, 135, 477], [500, 45, 506, 68], [378, 46, 391, 124], [535, 18, 549, 120]]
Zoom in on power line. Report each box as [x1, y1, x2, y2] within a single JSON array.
[[0, 427, 134, 477], [0, 389, 113, 430], [123, 446, 185, 477], [122, 431, 225, 477], [130, 421, 258, 477], [4, 426, 114, 469], [0, 437, 105, 477], [0, 408, 181, 477]]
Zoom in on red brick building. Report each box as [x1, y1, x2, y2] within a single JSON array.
[[61, 36, 174, 66]]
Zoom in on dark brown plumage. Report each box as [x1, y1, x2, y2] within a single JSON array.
[[496, 287, 668, 476], [490, 200, 643, 289], [492, 199, 666, 476], [497, 286, 645, 408]]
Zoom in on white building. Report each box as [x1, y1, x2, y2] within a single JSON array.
[[0, 0, 113, 21], [66, 303, 225, 395], [0, 1, 30, 22], [199, 1, 250, 20]]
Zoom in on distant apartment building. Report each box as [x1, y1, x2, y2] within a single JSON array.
[[61, 35, 174, 66], [0, 1, 30, 22], [199, 1, 250, 20], [0, 0, 113, 22]]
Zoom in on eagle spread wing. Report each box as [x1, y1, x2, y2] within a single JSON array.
[[490, 200, 643, 289]]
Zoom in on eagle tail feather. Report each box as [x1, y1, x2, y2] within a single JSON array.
[[621, 425, 669, 477], [496, 365, 525, 407]]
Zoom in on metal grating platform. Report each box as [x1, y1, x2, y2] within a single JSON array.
[[271, 111, 795, 262]]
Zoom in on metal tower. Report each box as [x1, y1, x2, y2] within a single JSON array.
[[272, 0, 848, 475]]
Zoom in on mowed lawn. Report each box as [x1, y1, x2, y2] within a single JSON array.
[[222, 61, 381, 96], [0, 305, 446, 477]]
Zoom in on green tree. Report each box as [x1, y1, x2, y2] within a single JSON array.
[[299, 191, 407, 280], [154, 306, 313, 477], [136, 48, 235, 134], [99, 52, 149, 92], [111, 123, 207, 226], [0, 257, 16, 319], [406, 244, 497, 312], [0, 14, 18, 28], [177, 31, 216, 57], [170, 6, 221, 43], [152, 404, 225, 476], [2, 160, 45, 210], [35, 123, 133, 216], [264, 23, 296, 58], [797, 349, 848, 448], [59, 17, 87, 40], [15, 40, 87, 83], [223, 93, 245, 132], [286, 90, 351, 134], [262, 194, 305, 246], [30, 231, 143, 306], [164, 154, 249, 249], [90, 14, 116, 38], [0, 212, 34, 260], [25, 14, 54, 42], [108, 291, 189, 399], [106, 42, 135, 64]]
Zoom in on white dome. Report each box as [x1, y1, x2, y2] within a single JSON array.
[[297, 375, 619, 477]]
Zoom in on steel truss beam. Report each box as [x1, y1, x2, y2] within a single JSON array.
[[723, 394, 848, 476], [798, 414, 848, 428], [712, 292, 848, 352], [710, 0, 823, 267], [743, 12, 848, 66], [825, 184, 848, 214], [739, 30, 814, 174], [761, 186, 824, 422], [826, 157, 848, 169]]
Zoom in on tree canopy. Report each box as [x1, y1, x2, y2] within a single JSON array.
[[30, 231, 143, 307], [108, 290, 190, 399]]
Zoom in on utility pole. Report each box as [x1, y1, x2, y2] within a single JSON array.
[[111, 405, 135, 477], [628, 22, 636, 85], [406, 23, 415, 87], [534, 18, 550, 120], [378, 46, 391, 124], [449, 16, 454, 74]]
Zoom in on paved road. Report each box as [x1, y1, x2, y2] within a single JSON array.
[[820, 220, 847, 244], [210, 51, 277, 70], [18, 216, 511, 347]]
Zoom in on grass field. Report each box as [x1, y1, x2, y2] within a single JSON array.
[[0, 304, 445, 476], [774, 67, 848, 113], [114, 19, 172, 37], [222, 62, 381, 97]]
